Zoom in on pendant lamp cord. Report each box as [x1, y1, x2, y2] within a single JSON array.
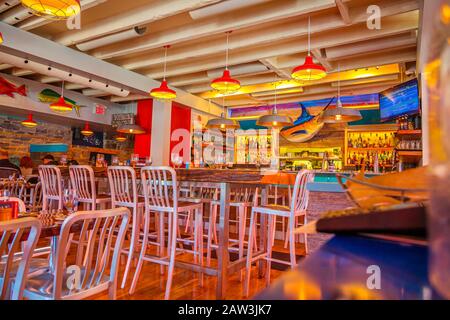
[[308, 16, 311, 56], [61, 80, 65, 97], [273, 80, 278, 114], [225, 31, 230, 70], [337, 63, 340, 99], [163, 46, 168, 81]]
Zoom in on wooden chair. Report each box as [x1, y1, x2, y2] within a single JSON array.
[[129, 166, 204, 300], [21, 208, 130, 300], [107, 166, 145, 289], [0, 217, 42, 300], [69, 165, 110, 210], [244, 170, 314, 297], [39, 165, 64, 211]]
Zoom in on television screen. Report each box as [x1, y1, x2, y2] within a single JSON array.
[[379, 79, 420, 122]]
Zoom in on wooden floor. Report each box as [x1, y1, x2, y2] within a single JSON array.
[[91, 239, 304, 300]]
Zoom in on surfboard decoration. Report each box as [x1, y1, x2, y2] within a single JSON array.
[[0, 76, 27, 98], [38, 89, 86, 117], [280, 97, 334, 143]]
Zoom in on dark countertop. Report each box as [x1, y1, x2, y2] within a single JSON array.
[[256, 235, 443, 300]]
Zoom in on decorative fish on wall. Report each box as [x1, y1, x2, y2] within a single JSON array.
[[0, 76, 27, 98], [38, 89, 86, 117], [280, 98, 334, 143]]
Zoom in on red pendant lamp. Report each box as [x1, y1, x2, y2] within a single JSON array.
[[150, 45, 177, 100], [291, 17, 327, 81], [21, 113, 38, 128], [49, 81, 73, 113], [81, 122, 94, 137], [21, 0, 81, 20], [210, 31, 241, 94]]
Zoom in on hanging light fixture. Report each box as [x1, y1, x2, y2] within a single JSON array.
[[206, 98, 240, 130], [21, 114, 38, 128], [210, 31, 241, 94], [150, 45, 177, 100], [117, 116, 146, 135], [323, 64, 362, 123], [257, 81, 293, 128], [81, 122, 94, 137], [21, 0, 81, 20], [114, 133, 127, 142], [291, 17, 327, 81], [49, 80, 73, 113]]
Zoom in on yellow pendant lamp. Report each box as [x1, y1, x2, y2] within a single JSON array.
[[115, 133, 127, 142], [150, 45, 177, 100], [291, 17, 327, 81], [21, 0, 81, 20], [210, 31, 241, 94], [49, 81, 73, 113]]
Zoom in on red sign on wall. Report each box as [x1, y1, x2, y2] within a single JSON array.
[[94, 104, 107, 115]]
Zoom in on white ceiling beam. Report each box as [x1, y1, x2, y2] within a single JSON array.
[[65, 83, 87, 90], [94, 0, 337, 60], [331, 74, 400, 87], [335, 0, 352, 24], [34, 75, 61, 84], [110, 94, 149, 103], [0, 5, 34, 25], [311, 48, 333, 70], [11, 68, 33, 76], [326, 32, 417, 61], [189, 0, 271, 20], [183, 74, 280, 93], [0, 22, 218, 116], [53, 0, 222, 46], [0, 0, 20, 14], [16, 0, 107, 31], [82, 88, 110, 97], [0, 64, 12, 70], [259, 58, 292, 79], [145, 11, 418, 79]]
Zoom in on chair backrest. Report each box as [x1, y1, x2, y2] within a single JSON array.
[[38, 165, 63, 211], [0, 217, 41, 300], [290, 170, 314, 214], [31, 182, 43, 212], [52, 208, 130, 299], [69, 166, 96, 203], [107, 166, 138, 207], [0, 168, 19, 179], [0, 180, 24, 198], [0, 197, 26, 213], [141, 166, 177, 211]]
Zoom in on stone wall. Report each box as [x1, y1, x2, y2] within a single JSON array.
[[0, 114, 133, 165]]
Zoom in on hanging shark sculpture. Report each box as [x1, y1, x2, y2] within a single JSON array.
[[280, 97, 335, 143]]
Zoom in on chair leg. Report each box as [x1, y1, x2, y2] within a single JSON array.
[[129, 209, 151, 295], [165, 212, 178, 300], [244, 209, 256, 298], [206, 203, 215, 266], [266, 215, 276, 287], [158, 212, 165, 275], [238, 205, 246, 281], [195, 207, 204, 287], [288, 217, 297, 269], [121, 206, 138, 289]]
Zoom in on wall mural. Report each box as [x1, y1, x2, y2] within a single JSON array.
[[0, 76, 27, 97], [38, 89, 86, 117]]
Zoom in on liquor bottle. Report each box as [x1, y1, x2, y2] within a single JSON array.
[[357, 134, 362, 148], [348, 135, 353, 148]]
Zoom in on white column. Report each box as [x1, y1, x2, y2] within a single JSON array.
[[150, 100, 172, 166]]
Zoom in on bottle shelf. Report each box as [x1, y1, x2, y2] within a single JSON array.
[[397, 130, 422, 135], [397, 150, 423, 157], [348, 147, 394, 152]]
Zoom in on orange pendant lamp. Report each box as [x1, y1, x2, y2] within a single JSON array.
[[21, 0, 81, 20], [81, 122, 94, 137], [211, 31, 241, 94], [49, 81, 73, 113], [291, 17, 327, 81], [150, 45, 176, 100], [21, 114, 38, 128]]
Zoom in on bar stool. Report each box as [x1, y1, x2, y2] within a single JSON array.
[[129, 166, 204, 299], [69, 165, 111, 210], [244, 170, 314, 297], [206, 186, 259, 270], [107, 166, 145, 289], [38, 165, 63, 211]]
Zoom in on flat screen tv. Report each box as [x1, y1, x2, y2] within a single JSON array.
[[379, 78, 420, 122]]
